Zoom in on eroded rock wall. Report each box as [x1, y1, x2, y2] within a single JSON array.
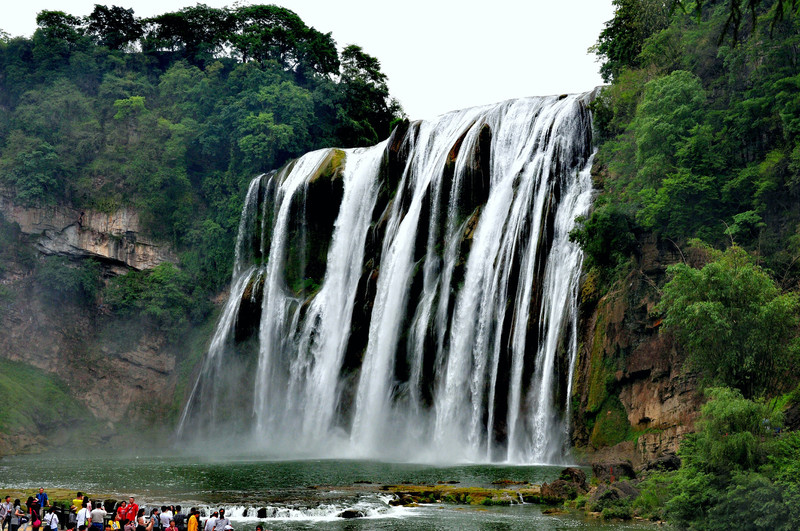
[[0, 190, 177, 271], [572, 235, 703, 467]]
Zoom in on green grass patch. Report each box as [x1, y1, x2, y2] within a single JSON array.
[[0, 358, 83, 433]]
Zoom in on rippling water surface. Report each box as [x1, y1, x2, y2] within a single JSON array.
[[0, 455, 651, 530]]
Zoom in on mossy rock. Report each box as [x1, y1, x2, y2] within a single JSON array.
[[589, 395, 631, 448], [308, 149, 346, 184], [586, 312, 613, 414]]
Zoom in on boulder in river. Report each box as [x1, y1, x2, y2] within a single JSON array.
[[337, 509, 366, 519]]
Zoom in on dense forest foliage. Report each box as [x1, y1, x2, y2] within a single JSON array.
[[0, 4, 403, 332], [575, 0, 800, 526]]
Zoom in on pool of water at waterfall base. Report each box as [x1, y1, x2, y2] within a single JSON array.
[[0, 455, 653, 529]]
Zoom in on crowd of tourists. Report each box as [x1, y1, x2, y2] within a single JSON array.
[[0, 490, 254, 531]]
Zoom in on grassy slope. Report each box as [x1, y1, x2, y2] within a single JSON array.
[[0, 358, 83, 435]]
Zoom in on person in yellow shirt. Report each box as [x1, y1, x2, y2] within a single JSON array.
[[186, 509, 198, 531], [72, 494, 84, 510], [109, 513, 122, 531]]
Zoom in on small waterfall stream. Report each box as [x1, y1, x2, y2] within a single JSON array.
[[178, 93, 595, 464]]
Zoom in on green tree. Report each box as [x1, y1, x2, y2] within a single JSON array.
[[592, 0, 671, 82], [236, 112, 293, 171], [679, 0, 798, 42], [104, 263, 202, 335], [0, 132, 64, 205], [85, 5, 143, 50], [664, 387, 793, 529], [658, 245, 800, 397], [36, 256, 101, 304], [31, 10, 88, 70], [636, 169, 721, 239], [633, 70, 706, 184], [143, 5, 234, 65], [569, 204, 638, 270], [338, 44, 402, 146], [229, 5, 339, 78]]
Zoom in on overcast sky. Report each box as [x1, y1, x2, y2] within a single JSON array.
[[1, 0, 614, 121]]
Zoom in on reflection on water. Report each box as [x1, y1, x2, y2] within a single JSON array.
[[0, 455, 651, 530]]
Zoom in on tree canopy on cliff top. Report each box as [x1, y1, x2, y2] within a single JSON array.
[[583, 0, 800, 287], [0, 4, 404, 328]]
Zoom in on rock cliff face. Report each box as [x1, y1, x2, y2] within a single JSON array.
[[571, 234, 703, 467], [0, 192, 188, 455], [0, 282, 178, 421], [0, 190, 177, 272]]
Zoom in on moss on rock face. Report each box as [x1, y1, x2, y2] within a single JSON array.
[[308, 149, 346, 184], [586, 313, 613, 414], [589, 395, 631, 448], [284, 149, 347, 298]]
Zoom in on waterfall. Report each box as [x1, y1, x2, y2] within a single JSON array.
[[178, 93, 595, 464]]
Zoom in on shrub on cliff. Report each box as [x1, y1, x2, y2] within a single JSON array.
[[104, 262, 208, 337], [658, 245, 800, 398], [570, 203, 638, 272], [35, 255, 101, 305], [663, 387, 799, 530]]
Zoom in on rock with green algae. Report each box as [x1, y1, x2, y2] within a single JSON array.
[[385, 483, 543, 506]]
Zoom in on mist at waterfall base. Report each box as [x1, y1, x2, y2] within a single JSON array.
[[177, 93, 596, 465]]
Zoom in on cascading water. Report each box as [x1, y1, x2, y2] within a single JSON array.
[[178, 93, 596, 464]]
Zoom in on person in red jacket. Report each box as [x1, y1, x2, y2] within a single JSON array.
[[116, 503, 127, 522], [124, 499, 138, 525]]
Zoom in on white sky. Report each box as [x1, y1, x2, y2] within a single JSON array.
[[1, 0, 614, 121]]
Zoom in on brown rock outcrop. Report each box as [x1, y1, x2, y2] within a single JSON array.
[[572, 232, 703, 467], [0, 191, 176, 271]]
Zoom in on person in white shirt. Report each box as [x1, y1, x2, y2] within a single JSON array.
[[77, 502, 91, 528], [44, 507, 58, 531], [1, 496, 13, 531], [202, 512, 217, 531], [212, 510, 229, 531], [159, 508, 172, 529]]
